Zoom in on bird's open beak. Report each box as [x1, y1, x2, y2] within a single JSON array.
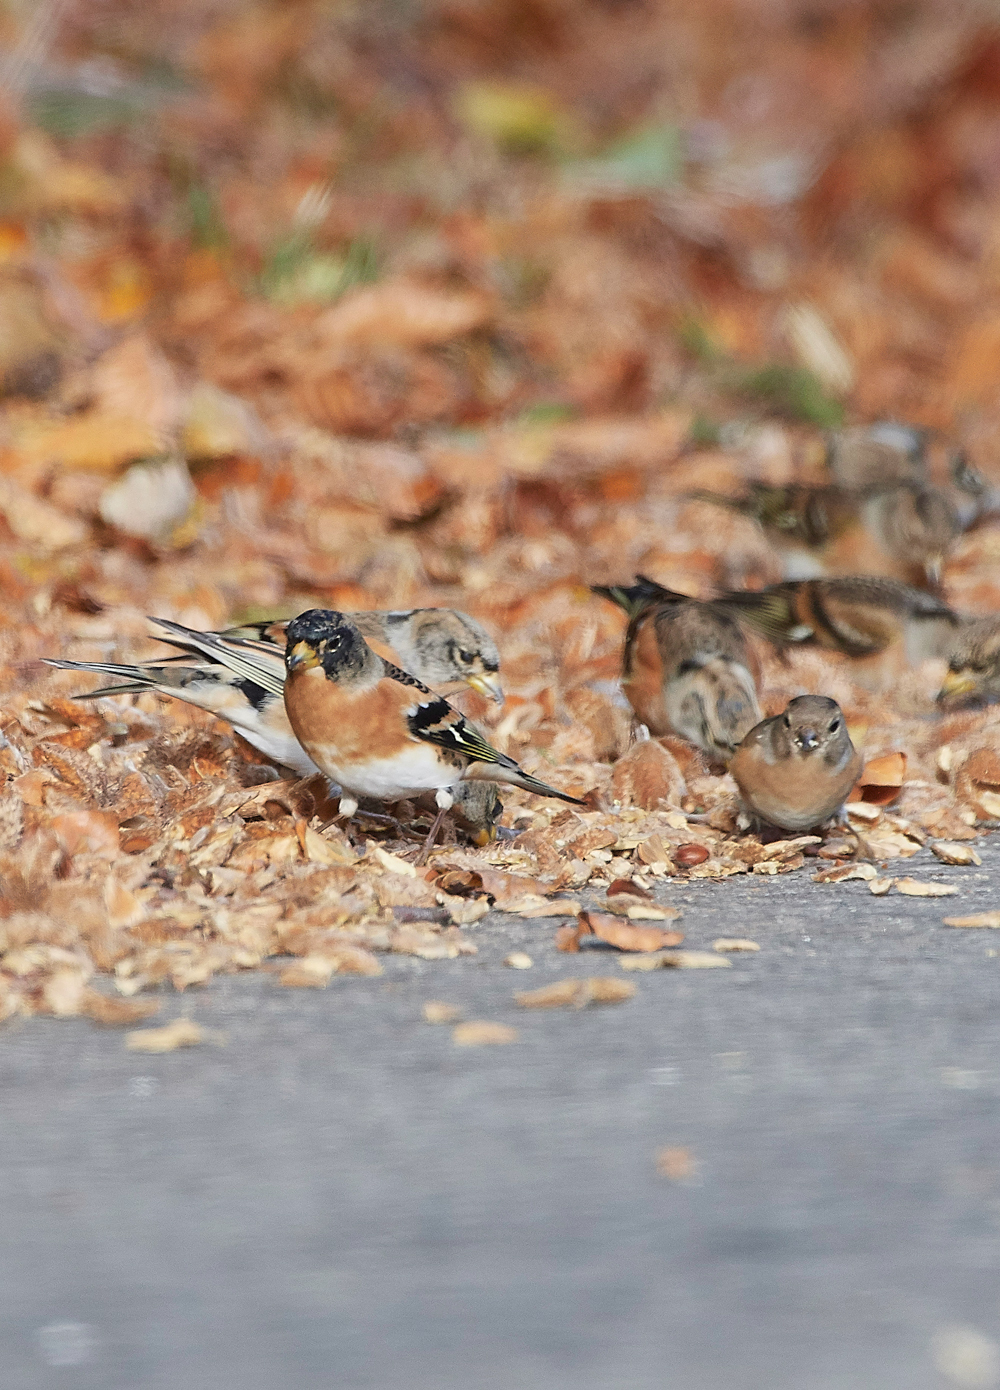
[[938, 669, 977, 703], [468, 671, 504, 705], [286, 640, 319, 672]]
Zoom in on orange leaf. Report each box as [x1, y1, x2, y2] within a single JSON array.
[[850, 751, 905, 805]]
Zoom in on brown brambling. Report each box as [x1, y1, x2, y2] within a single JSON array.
[[937, 618, 1000, 709], [45, 606, 506, 844], [281, 610, 583, 856], [718, 576, 960, 686], [729, 696, 863, 834], [592, 575, 762, 760], [827, 422, 990, 530], [689, 479, 960, 589]]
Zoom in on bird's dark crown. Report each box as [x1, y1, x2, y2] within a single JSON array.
[[285, 609, 370, 679]]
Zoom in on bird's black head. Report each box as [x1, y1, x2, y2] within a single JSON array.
[[285, 609, 370, 681]]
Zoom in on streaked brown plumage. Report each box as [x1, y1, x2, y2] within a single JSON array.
[[729, 695, 863, 833], [937, 618, 1000, 708], [282, 610, 582, 853], [718, 576, 961, 687], [592, 576, 762, 760]]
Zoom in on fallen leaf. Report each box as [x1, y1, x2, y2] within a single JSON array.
[[930, 841, 981, 866], [504, 952, 533, 969], [869, 877, 894, 896], [514, 898, 582, 918], [620, 950, 732, 970], [849, 751, 906, 805], [452, 1020, 519, 1045], [126, 1018, 205, 1052], [712, 938, 760, 952], [655, 1146, 697, 1182], [423, 1000, 462, 1023], [813, 862, 877, 883], [611, 739, 686, 810], [51, 810, 119, 858], [514, 977, 636, 1008], [606, 877, 652, 899], [895, 878, 958, 897], [582, 910, 683, 951], [943, 912, 1000, 929], [555, 922, 585, 952]]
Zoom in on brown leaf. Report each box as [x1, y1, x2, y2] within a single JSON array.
[[452, 1021, 518, 1045], [611, 740, 686, 811], [712, 938, 760, 952], [930, 841, 981, 866], [423, 1000, 462, 1024], [555, 922, 585, 952], [126, 1018, 205, 1052], [943, 912, 1000, 929], [582, 910, 683, 951], [620, 950, 732, 970], [674, 843, 709, 868], [515, 977, 636, 1008], [82, 990, 160, 1026], [849, 751, 906, 805], [606, 878, 652, 899], [895, 878, 957, 897]]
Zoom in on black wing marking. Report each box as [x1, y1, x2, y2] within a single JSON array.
[[148, 618, 285, 699], [406, 696, 511, 768]]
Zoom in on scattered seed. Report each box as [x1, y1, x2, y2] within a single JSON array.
[[895, 877, 958, 897]]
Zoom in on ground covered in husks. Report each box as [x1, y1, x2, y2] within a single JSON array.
[[2, 0, 1000, 1036]]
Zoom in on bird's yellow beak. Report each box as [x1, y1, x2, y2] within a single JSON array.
[[287, 640, 320, 672], [468, 671, 504, 705], [938, 669, 978, 702], [473, 824, 497, 847]]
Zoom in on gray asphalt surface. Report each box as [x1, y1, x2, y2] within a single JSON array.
[[4, 837, 1000, 1390]]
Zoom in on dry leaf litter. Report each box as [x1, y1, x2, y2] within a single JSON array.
[[0, 2, 998, 1032]]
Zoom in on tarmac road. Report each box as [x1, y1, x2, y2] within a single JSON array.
[[3, 836, 1000, 1390]]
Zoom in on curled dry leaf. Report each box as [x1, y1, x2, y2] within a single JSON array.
[[930, 841, 982, 866], [125, 1017, 205, 1052], [515, 898, 581, 918], [555, 922, 585, 952], [894, 878, 958, 897], [423, 1000, 462, 1023], [452, 1021, 519, 1046], [849, 751, 906, 806], [620, 950, 732, 970], [869, 877, 894, 896], [813, 862, 877, 883], [942, 912, 1000, 929], [844, 802, 882, 824], [581, 910, 683, 951], [515, 977, 636, 1008], [606, 877, 652, 899], [712, 939, 760, 952]]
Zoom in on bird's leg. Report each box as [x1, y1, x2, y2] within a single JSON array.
[[415, 788, 454, 866]]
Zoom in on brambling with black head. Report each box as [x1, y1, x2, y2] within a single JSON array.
[[937, 618, 1000, 709], [719, 576, 961, 687], [45, 613, 507, 845], [729, 695, 862, 834], [226, 607, 503, 705], [282, 610, 582, 856], [593, 575, 762, 761]]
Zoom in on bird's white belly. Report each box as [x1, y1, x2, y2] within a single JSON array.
[[236, 726, 319, 778], [308, 743, 460, 801]]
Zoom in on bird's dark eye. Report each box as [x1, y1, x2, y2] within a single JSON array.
[[458, 648, 475, 665], [828, 718, 840, 732]]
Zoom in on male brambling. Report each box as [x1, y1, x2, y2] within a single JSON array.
[[281, 609, 583, 855], [45, 606, 506, 843], [689, 479, 960, 588], [729, 695, 862, 834], [226, 607, 503, 705], [719, 576, 960, 684], [592, 575, 762, 760], [937, 618, 1000, 708]]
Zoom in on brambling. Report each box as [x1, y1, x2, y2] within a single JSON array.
[[281, 609, 583, 855], [225, 607, 503, 705], [689, 480, 960, 588], [937, 618, 1000, 708], [729, 695, 863, 834], [45, 607, 506, 843], [825, 422, 927, 490], [592, 575, 762, 759], [719, 576, 960, 683]]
